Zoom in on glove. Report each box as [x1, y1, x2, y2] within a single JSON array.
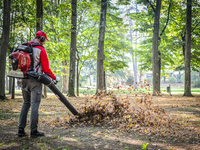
[[55, 76, 60, 82]]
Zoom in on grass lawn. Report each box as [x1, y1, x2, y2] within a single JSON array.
[[5, 87, 200, 96], [76, 87, 200, 95]]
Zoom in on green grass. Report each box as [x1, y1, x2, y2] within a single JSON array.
[[5, 87, 200, 96], [5, 90, 22, 95], [78, 88, 200, 95]]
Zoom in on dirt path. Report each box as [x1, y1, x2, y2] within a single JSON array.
[[1, 125, 199, 150], [0, 94, 200, 150]]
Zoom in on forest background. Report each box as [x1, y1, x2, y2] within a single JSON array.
[[0, 0, 200, 150], [0, 0, 200, 97]]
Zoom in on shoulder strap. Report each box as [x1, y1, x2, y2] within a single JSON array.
[[35, 62, 41, 72], [22, 42, 44, 48], [22, 42, 44, 71]]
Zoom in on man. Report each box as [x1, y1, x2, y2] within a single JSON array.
[[18, 31, 60, 138]]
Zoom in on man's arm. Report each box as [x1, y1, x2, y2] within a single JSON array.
[[39, 47, 56, 80]]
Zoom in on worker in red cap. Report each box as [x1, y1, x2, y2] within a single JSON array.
[[18, 31, 60, 138]]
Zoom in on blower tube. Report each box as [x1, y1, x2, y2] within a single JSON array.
[[26, 71, 78, 115]]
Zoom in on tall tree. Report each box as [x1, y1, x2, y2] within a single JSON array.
[[97, 0, 107, 92], [36, 0, 47, 97], [0, 0, 11, 100], [152, 0, 161, 95], [36, 0, 43, 31], [62, 61, 69, 93], [183, 0, 193, 96], [68, 0, 77, 97]]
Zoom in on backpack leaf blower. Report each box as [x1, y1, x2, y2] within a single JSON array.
[[8, 43, 78, 116]]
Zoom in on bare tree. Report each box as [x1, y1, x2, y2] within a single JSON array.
[[0, 0, 11, 100]]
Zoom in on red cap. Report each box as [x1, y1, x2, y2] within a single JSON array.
[[35, 31, 49, 41]]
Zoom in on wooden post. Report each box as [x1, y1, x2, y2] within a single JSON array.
[[11, 77, 15, 99], [44, 85, 47, 98], [9, 77, 12, 94]]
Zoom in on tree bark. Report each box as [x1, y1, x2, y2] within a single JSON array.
[[104, 71, 107, 92], [36, 0, 47, 97], [9, 78, 12, 94], [0, 0, 11, 100], [36, 0, 43, 31], [68, 0, 77, 97], [134, 2, 138, 88], [152, 0, 161, 96], [76, 58, 79, 96], [97, 0, 107, 93], [62, 61, 69, 93], [5, 76, 8, 90], [183, 0, 193, 97]]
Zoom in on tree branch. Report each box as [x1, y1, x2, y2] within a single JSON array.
[[146, 0, 155, 13], [160, 0, 172, 37], [191, 21, 200, 33]]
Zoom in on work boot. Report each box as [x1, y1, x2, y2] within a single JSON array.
[[18, 129, 26, 137], [31, 130, 44, 138]]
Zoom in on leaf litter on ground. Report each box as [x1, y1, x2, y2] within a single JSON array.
[[43, 84, 200, 145], [1, 82, 199, 146]]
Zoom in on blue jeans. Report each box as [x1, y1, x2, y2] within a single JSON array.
[[18, 78, 42, 132]]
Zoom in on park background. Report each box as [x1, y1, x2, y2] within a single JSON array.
[[0, 0, 200, 150], [0, 0, 200, 97]]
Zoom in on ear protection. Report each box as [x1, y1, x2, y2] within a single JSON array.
[[36, 31, 46, 42], [40, 36, 46, 42]]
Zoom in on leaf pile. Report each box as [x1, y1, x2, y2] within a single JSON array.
[[46, 89, 199, 144]]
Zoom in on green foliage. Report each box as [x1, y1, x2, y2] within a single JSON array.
[[105, 60, 128, 72], [191, 71, 200, 88], [128, 0, 200, 73], [168, 77, 175, 83], [6, 0, 200, 91], [62, 147, 69, 150]]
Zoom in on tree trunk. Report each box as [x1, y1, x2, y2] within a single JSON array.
[[89, 75, 92, 86], [76, 58, 79, 96], [36, 0, 43, 31], [36, 0, 47, 97], [183, 0, 193, 97], [97, 0, 107, 93], [5, 76, 8, 90], [133, 55, 137, 88], [104, 71, 107, 92], [152, 0, 161, 96], [139, 69, 142, 83], [158, 50, 161, 85], [68, 0, 77, 97], [62, 60, 69, 93], [9, 77, 12, 94], [0, 0, 11, 100], [134, 2, 138, 88], [182, 34, 186, 57]]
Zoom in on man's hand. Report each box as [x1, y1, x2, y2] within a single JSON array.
[[55, 76, 60, 82]]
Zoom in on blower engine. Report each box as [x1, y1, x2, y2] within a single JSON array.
[[8, 44, 34, 78]]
